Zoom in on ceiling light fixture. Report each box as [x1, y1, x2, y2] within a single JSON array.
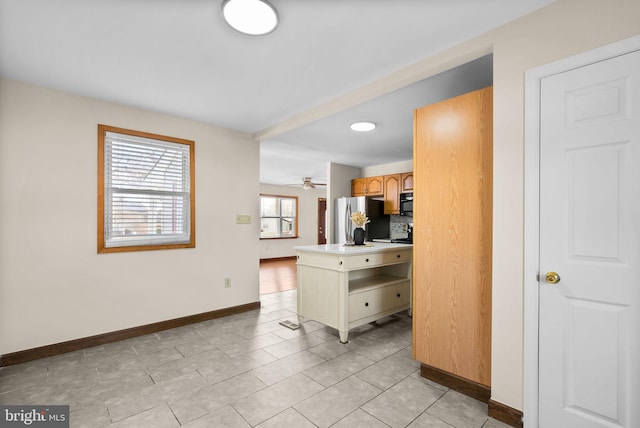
[[350, 121, 377, 132], [222, 0, 279, 36]]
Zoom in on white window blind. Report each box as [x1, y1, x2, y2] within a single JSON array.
[[103, 131, 191, 248]]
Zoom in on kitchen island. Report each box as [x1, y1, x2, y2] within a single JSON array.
[[294, 243, 412, 343]]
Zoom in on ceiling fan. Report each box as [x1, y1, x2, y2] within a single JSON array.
[[288, 177, 327, 190]]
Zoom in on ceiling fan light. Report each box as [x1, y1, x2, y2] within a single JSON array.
[[350, 121, 376, 132], [222, 0, 279, 36]]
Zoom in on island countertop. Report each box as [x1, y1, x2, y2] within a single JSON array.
[[294, 242, 412, 255]]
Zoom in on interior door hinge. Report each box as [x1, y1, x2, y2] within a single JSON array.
[[536, 272, 540, 282]]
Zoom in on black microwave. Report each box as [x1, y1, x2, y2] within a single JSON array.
[[400, 192, 413, 216]]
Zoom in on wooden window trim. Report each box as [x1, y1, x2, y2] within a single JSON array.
[[98, 124, 196, 253]]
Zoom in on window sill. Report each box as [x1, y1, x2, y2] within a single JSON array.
[[260, 237, 299, 240]]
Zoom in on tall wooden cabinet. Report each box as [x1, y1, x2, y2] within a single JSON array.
[[412, 87, 493, 392]]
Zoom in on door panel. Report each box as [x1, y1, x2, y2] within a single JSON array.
[[539, 49, 639, 427]]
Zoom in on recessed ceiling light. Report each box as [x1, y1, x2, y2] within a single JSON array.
[[350, 121, 377, 132], [222, 0, 279, 36]]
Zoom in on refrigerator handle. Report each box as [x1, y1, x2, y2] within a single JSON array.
[[345, 200, 352, 244]]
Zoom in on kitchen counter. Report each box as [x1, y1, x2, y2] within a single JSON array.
[[294, 242, 412, 254], [295, 243, 412, 343]]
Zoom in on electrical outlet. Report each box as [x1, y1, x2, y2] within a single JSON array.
[[224, 278, 231, 288], [236, 215, 251, 224]]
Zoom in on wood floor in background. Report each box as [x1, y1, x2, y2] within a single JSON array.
[[259, 257, 297, 295]]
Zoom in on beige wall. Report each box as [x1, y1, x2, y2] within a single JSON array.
[[362, 160, 413, 178], [456, 0, 640, 410], [259, 184, 326, 259], [0, 79, 261, 355], [281, 0, 639, 411]]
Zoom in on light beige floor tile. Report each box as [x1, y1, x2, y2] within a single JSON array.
[[255, 408, 316, 428], [307, 338, 353, 360], [169, 372, 266, 424], [70, 402, 111, 428], [425, 390, 488, 428], [332, 409, 391, 428], [294, 376, 382, 428], [407, 412, 456, 427], [107, 403, 179, 428], [238, 321, 286, 339], [106, 371, 206, 422], [0, 370, 48, 394], [252, 350, 325, 385], [262, 334, 327, 359], [482, 417, 514, 428], [303, 351, 374, 387], [362, 375, 445, 428], [352, 336, 411, 362], [181, 405, 251, 428], [147, 349, 229, 383], [356, 352, 418, 390], [199, 349, 277, 384], [218, 333, 285, 358]]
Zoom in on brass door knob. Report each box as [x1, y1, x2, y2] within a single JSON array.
[[545, 272, 561, 284]]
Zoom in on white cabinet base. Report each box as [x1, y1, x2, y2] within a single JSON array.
[[295, 244, 412, 343]]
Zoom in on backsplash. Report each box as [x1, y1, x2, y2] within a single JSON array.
[[390, 215, 412, 239]]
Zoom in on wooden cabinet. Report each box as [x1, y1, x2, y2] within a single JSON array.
[[383, 174, 401, 214], [412, 87, 493, 390], [352, 176, 383, 196], [296, 244, 412, 343], [352, 172, 412, 213], [401, 172, 413, 192], [366, 176, 383, 195], [351, 178, 367, 196]]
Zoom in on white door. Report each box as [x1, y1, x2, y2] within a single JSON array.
[[538, 50, 640, 427]]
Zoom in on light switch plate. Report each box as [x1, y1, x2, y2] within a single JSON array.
[[236, 215, 251, 224]]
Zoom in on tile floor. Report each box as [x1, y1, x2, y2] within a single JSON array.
[[0, 290, 511, 428]]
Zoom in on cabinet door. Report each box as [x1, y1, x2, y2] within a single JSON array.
[[366, 176, 383, 196], [401, 172, 414, 192], [383, 174, 401, 215], [351, 178, 367, 196]]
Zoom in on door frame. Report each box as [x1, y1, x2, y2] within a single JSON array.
[[523, 35, 640, 427], [317, 197, 327, 244]]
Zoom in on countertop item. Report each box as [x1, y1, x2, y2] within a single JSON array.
[[371, 238, 412, 244], [391, 238, 413, 244]]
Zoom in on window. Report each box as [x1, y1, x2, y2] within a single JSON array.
[[98, 124, 195, 253], [260, 194, 298, 239]]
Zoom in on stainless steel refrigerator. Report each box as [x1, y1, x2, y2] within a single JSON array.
[[334, 196, 390, 245]]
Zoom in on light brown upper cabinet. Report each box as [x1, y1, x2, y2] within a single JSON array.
[[401, 172, 413, 192], [351, 176, 383, 196], [412, 86, 493, 389], [383, 174, 401, 215]]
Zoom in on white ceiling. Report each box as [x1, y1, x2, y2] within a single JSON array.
[[0, 0, 555, 186]]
